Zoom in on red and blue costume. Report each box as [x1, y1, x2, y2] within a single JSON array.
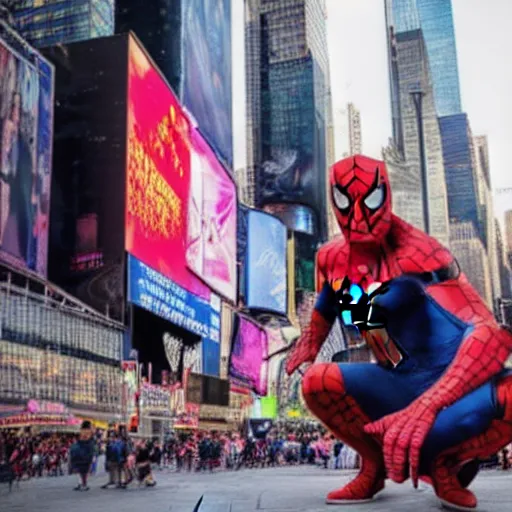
[[286, 155, 512, 510]]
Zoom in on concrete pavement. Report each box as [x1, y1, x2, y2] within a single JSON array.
[[1, 466, 511, 512]]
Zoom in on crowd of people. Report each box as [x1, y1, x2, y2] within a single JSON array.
[[3, 419, 511, 492]]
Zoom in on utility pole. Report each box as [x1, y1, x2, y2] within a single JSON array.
[[410, 87, 429, 235]]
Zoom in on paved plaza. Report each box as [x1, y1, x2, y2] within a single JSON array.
[[1, 466, 511, 512]]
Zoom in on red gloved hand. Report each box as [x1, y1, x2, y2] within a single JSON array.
[[364, 397, 438, 486], [285, 310, 333, 375]]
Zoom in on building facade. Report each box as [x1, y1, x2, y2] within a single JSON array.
[[394, 29, 450, 246], [450, 222, 493, 309], [13, 0, 114, 48], [473, 135, 501, 301], [383, 142, 424, 230], [505, 210, 512, 256]]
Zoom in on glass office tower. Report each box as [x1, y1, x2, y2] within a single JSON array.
[[388, 0, 462, 117], [13, 0, 114, 48]]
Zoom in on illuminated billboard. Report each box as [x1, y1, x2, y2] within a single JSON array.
[[186, 128, 237, 303], [182, 0, 232, 169], [229, 314, 268, 396], [125, 37, 209, 300], [245, 210, 287, 315], [0, 38, 53, 277]]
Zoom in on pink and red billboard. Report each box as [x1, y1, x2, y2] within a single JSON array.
[[229, 315, 268, 396], [125, 38, 209, 299], [186, 129, 237, 303]]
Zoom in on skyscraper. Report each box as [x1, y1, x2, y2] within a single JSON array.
[[505, 210, 512, 256], [348, 103, 362, 155], [386, 0, 462, 117], [473, 135, 501, 301], [248, 0, 329, 239], [393, 28, 450, 246], [439, 114, 480, 232], [13, 0, 114, 48]]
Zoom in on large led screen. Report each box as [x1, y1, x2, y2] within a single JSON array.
[[245, 210, 287, 315], [229, 315, 268, 396], [125, 38, 209, 299], [186, 128, 237, 303], [182, 0, 233, 169], [128, 254, 221, 377], [0, 39, 53, 276]]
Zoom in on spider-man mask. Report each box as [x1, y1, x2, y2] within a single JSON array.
[[330, 155, 392, 244]]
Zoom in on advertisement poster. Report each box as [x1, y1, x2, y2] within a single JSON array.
[[187, 128, 237, 303], [128, 254, 221, 376], [0, 39, 53, 276], [121, 361, 138, 419], [245, 210, 287, 314], [229, 315, 268, 396], [126, 38, 209, 300], [182, 0, 232, 169]]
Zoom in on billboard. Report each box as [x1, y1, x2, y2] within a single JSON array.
[[0, 39, 53, 276], [182, 0, 233, 169], [245, 210, 287, 315], [44, 36, 127, 321], [126, 37, 209, 300], [186, 128, 237, 303], [128, 255, 221, 376], [229, 315, 268, 396]]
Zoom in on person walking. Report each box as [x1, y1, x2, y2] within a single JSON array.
[[70, 421, 95, 491]]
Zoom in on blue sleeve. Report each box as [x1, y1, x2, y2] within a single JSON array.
[[315, 282, 337, 322]]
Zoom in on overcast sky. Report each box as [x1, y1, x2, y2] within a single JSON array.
[[326, 0, 512, 199]]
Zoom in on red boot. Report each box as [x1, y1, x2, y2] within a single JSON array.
[[302, 363, 385, 504], [431, 375, 512, 511]]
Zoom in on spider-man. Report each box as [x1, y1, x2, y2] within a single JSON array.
[[286, 155, 512, 510]]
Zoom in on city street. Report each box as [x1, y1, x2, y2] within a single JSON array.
[[1, 466, 511, 512]]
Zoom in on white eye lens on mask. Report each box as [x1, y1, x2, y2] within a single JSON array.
[[364, 185, 385, 210], [333, 188, 350, 210]]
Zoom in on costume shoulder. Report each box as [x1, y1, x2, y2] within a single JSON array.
[[316, 234, 348, 292], [388, 215, 454, 274]]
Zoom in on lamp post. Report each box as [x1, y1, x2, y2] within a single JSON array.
[[410, 87, 430, 235]]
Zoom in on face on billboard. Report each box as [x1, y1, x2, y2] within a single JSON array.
[[186, 129, 237, 303], [125, 39, 209, 299], [245, 211, 287, 314], [0, 40, 52, 276]]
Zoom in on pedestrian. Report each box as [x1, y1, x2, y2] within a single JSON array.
[[101, 431, 120, 489], [70, 421, 95, 491], [135, 441, 156, 487]]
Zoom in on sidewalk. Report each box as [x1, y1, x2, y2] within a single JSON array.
[[1, 466, 511, 511]]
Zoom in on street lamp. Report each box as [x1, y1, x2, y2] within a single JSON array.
[[410, 87, 430, 235]]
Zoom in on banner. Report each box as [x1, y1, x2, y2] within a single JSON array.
[[182, 0, 232, 169], [0, 38, 53, 276], [245, 210, 287, 314], [260, 396, 278, 420], [125, 36, 209, 300], [186, 128, 237, 303], [128, 254, 221, 376], [229, 315, 268, 396]]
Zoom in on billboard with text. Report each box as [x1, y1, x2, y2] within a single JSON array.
[[0, 38, 53, 276], [186, 128, 237, 303], [125, 37, 209, 300], [245, 210, 287, 315], [128, 254, 221, 376]]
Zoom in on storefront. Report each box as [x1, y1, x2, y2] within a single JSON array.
[[0, 400, 81, 431]]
